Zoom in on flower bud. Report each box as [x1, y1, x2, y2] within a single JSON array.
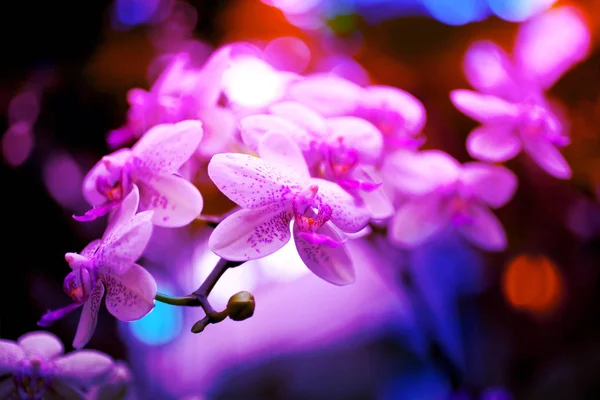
[[226, 291, 255, 321]]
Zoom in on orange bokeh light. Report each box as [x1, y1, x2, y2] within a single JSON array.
[[503, 254, 562, 314]]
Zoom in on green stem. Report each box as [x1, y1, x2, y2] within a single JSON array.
[[155, 293, 199, 307]]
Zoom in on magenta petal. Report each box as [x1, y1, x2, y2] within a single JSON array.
[[362, 85, 427, 135], [73, 202, 119, 222], [240, 114, 310, 153], [456, 204, 507, 252], [38, 303, 83, 328], [258, 131, 310, 180], [313, 178, 370, 233], [208, 204, 293, 261], [81, 149, 131, 206], [131, 120, 204, 175], [196, 107, 237, 158], [208, 153, 302, 209], [389, 194, 447, 248], [268, 101, 327, 137], [287, 73, 363, 117], [450, 90, 519, 123], [0, 340, 25, 375], [461, 163, 518, 208], [293, 221, 355, 286], [382, 150, 461, 196], [97, 211, 154, 274], [137, 174, 203, 228], [466, 125, 522, 162], [102, 263, 156, 321], [54, 350, 114, 388], [326, 116, 383, 164], [72, 281, 104, 349], [463, 40, 520, 100], [515, 6, 591, 90], [103, 184, 140, 238], [523, 136, 572, 179], [17, 332, 64, 360], [80, 240, 101, 258]]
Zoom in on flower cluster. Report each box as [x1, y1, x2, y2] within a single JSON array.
[[12, 4, 586, 356]]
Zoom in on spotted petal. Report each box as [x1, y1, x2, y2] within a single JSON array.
[[102, 263, 156, 321], [313, 178, 370, 233], [258, 131, 310, 180], [208, 153, 302, 209], [293, 221, 355, 286], [73, 281, 105, 349], [208, 204, 293, 261], [131, 120, 204, 176], [137, 174, 203, 227]]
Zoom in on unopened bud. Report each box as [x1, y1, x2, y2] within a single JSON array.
[[226, 291, 255, 321], [191, 319, 208, 334]]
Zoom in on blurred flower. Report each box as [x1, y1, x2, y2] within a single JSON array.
[[383, 150, 517, 251], [451, 6, 591, 179], [0, 331, 113, 399]]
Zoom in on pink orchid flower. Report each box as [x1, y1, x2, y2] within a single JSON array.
[[383, 150, 517, 251], [207, 132, 371, 285], [240, 101, 393, 219], [39, 186, 157, 348], [107, 47, 232, 149], [450, 6, 590, 179], [0, 331, 114, 399], [76, 120, 204, 227]]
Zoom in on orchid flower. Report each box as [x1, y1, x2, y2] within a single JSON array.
[[76, 120, 204, 227], [450, 6, 590, 179], [39, 186, 157, 348], [240, 100, 394, 219], [383, 150, 517, 251], [0, 331, 113, 399], [107, 47, 232, 149], [207, 132, 371, 285]]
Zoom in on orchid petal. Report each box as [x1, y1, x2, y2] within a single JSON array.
[[456, 204, 507, 251], [196, 107, 236, 158], [451, 90, 519, 123], [81, 149, 132, 206], [194, 45, 233, 107], [131, 120, 204, 175], [17, 331, 64, 360], [463, 40, 521, 101], [461, 163, 518, 208], [293, 221, 355, 285], [361, 85, 427, 135], [54, 350, 114, 387], [240, 114, 310, 152], [258, 131, 310, 180], [97, 211, 153, 274], [312, 178, 370, 233], [382, 150, 461, 196], [515, 6, 591, 90], [208, 153, 302, 209], [268, 101, 327, 137], [326, 116, 383, 164], [73, 281, 105, 349], [103, 184, 140, 238], [80, 240, 101, 259], [389, 194, 447, 247], [523, 136, 572, 179], [137, 174, 203, 227], [287, 74, 363, 117], [73, 201, 120, 222], [208, 204, 293, 261], [102, 263, 156, 321], [0, 340, 25, 374], [466, 125, 522, 162]]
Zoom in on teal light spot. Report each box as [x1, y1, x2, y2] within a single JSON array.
[[128, 286, 183, 346]]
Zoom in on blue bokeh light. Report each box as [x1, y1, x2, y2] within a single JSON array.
[[421, 0, 489, 25], [128, 284, 183, 346], [116, 0, 161, 26]]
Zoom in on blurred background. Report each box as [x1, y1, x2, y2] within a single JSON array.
[[2, 0, 600, 399]]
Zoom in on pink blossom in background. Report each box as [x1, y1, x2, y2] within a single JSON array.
[[383, 150, 517, 251], [0, 331, 113, 399], [451, 6, 591, 179], [78, 120, 204, 227], [39, 187, 156, 348]]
